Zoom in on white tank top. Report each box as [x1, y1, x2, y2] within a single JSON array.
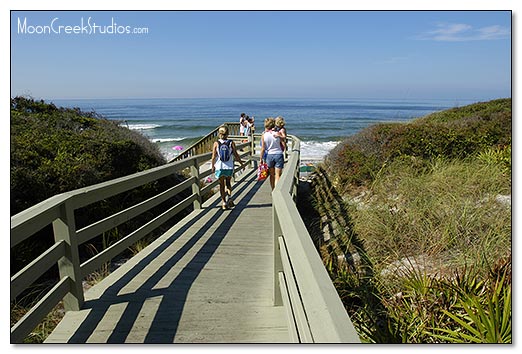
[[263, 130, 283, 155]]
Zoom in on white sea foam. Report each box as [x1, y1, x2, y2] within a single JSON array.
[[299, 140, 339, 161], [158, 148, 182, 162], [155, 139, 339, 162], [151, 137, 188, 143], [128, 123, 161, 130], [155, 140, 189, 162]]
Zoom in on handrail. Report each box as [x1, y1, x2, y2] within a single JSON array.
[[170, 122, 242, 162], [272, 135, 360, 343], [10, 128, 252, 343], [11, 125, 360, 343]]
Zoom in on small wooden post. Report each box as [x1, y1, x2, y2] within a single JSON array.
[[250, 134, 255, 169], [52, 201, 84, 311], [273, 206, 283, 306], [190, 159, 202, 209]]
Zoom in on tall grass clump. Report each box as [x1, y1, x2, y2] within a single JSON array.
[[355, 156, 511, 271]]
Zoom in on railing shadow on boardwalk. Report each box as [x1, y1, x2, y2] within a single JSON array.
[[13, 132, 360, 343], [67, 172, 264, 343]]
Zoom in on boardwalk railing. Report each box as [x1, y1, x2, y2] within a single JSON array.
[[272, 135, 361, 343], [171, 122, 242, 162], [11, 127, 360, 343], [10, 139, 251, 343]]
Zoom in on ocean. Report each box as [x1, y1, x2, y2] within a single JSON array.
[[51, 98, 478, 161]]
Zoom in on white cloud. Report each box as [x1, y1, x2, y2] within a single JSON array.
[[477, 25, 511, 40], [417, 22, 510, 41]]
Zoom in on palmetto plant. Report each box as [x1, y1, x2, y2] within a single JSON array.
[[338, 257, 512, 343], [430, 265, 511, 343]]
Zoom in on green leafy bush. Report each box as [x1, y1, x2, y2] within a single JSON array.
[[10, 96, 166, 215], [10, 97, 182, 276], [325, 98, 511, 189]]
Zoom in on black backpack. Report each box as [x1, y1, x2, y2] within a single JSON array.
[[218, 139, 232, 162]]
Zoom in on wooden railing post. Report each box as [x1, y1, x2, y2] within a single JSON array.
[[273, 206, 283, 306], [250, 133, 255, 169], [191, 160, 202, 209], [52, 200, 84, 311]]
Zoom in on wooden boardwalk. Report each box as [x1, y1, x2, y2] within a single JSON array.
[[45, 168, 290, 343]]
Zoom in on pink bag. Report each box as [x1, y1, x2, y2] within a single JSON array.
[[257, 162, 269, 181]]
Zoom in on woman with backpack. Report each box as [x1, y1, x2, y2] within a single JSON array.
[[211, 125, 245, 210]]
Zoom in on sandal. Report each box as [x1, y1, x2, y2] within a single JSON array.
[[227, 200, 235, 208], [222, 203, 228, 210]]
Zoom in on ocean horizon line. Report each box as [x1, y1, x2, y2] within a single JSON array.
[[39, 96, 508, 103]]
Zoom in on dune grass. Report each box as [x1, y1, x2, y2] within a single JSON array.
[[315, 99, 511, 343], [354, 154, 510, 274], [323, 153, 511, 343]]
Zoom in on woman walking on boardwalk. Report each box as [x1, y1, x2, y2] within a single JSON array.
[[212, 125, 245, 210], [260, 117, 285, 190]]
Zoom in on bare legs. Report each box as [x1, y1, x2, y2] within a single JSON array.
[[268, 167, 283, 190], [219, 176, 234, 209]]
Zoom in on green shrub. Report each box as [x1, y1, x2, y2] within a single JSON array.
[[10, 96, 166, 215], [325, 99, 511, 190], [418, 98, 511, 124], [325, 142, 380, 188], [10, 97, 182, 276]]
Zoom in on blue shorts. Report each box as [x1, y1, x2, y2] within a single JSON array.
[[266, 154, 284, 169], [215, 169, 233, 178]]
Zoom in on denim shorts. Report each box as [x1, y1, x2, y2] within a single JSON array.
[[266, 154, 284, 169]]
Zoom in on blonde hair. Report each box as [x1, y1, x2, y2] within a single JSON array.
[[264, 117, 275, 130], [275, 116, 285, 128], [218, 125, 229, 139]]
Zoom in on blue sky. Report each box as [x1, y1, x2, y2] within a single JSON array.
[[10, 10, 511, 100]]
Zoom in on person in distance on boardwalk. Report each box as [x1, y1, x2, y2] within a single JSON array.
[[212, 125, 245, 210], [274, 116, 287, 152], [260, 117, 285, 190], [243, 115, 255, 138], [239, 113, 247, 136], [248, 116, 255, 134]]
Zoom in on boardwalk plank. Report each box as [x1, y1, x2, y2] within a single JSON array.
[[45, 169, 290, 343]]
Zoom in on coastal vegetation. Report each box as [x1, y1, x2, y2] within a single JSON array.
[[10, 97, 189, 342], [11, 96, 167, 215], [10, 96, 511, 343], [11, 96, 186, 272], [309, 98, 511, 343]]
